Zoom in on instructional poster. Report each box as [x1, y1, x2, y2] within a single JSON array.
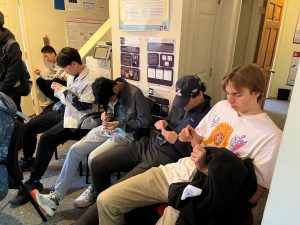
[[147, 38, 175, 86], [119, 0, 169, 31], [287, 51, 300, 86], [66, 17, 105, 49], [120, 37, 141, 81]]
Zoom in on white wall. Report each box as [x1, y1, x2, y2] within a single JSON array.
[[233, 0, 254, 67], [262, 54, 300, 225], [20, 0, 109, 114], [269, 0, 300, 98]]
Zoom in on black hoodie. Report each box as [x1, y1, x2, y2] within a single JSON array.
[[168, 147, 258, 225], [0, 27, 22, 93]]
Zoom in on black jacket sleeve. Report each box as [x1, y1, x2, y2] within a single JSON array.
[[0, 43, 22, 92], [63, 89, 93, 111]]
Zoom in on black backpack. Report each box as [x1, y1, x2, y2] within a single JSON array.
[[2, 39, 31, 96]]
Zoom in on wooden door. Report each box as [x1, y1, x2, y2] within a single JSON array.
[[255, 0, 285, 103]]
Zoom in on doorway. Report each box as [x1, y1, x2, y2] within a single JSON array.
[[0, 0, 35, 116]]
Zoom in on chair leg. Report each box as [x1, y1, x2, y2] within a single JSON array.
[[86, 154, 90, 184], [79, 161, 83, 176], [54, 148, 58, 160], [20, 183, 47, 222]]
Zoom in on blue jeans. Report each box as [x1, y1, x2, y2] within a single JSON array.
[[54, 125, 131, 200]]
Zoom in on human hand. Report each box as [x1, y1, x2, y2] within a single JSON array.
[[161, 129, 178, 144], [103, 121, 119, 131], [191, 144, 208, 174], [178, 125, 202, 147], [51, 82, 63, 91], [154, 120, 168, 130], [34, 68, 41, 75], [101, 112, 109, 122]]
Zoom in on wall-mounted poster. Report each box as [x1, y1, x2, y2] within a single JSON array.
[[287, 51, 300, 86], [147, 38, 175, 86], [119, 0, 169, 31], [66, 17, 105, 49], [120, 37, 141, 81]]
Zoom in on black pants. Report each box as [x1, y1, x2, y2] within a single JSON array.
[[22, 110, 89, 181], [36, 77, 66, 101], [75, 137, 175, 225]]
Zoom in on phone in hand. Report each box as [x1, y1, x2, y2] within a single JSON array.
[[157, 133, 168, 145]]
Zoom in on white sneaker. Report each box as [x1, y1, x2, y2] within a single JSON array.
[[31, 190, 59, 217], [74, 185, 97, 208]]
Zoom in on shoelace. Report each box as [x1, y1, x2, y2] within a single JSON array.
[[49, 191, 59, 205]]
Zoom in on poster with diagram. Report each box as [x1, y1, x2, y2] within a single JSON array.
[[120, 37, 141, 81], [147, 38, 175, 86], [66, 17, 105, 49], [287, 51, 300, 86]]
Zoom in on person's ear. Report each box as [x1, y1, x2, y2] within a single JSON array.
[[112, 85, 118, 94]]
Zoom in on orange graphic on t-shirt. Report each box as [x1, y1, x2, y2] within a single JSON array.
[[203, 122, 233, 147]]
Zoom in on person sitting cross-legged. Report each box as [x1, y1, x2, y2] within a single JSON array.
[[95, 64, 282, 225], [34, 45, 68, 105], [31, 76, 152, 216]]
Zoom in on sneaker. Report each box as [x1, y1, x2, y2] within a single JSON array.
[[19, 157, 35, 172], [31, 190, 59, 217], [9, 179, 43, 205], [74, 185, 97, 208]]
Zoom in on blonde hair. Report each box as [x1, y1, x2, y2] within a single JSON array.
[[221, 64, 265, 102]]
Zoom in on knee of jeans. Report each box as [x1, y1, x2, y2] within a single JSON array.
[[68, 145, 82, 158]]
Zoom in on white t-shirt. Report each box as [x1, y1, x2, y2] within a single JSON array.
[[161, 100, 282, 189]]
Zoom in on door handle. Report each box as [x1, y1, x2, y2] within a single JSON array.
[[269, 70, 275, 73]]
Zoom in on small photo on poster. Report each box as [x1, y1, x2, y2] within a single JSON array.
[[121, 66, 140, 81]]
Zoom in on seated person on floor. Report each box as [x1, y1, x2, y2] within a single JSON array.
[[31, 76, 152, 216], [34, 45, 68, 104], [10, 47, 99, 206], [33, 75, 212, 220], [92, 64, 282, 225]]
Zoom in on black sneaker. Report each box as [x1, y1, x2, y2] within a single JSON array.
[[19, 157, 35, 172], [9, 179, 43, 205]]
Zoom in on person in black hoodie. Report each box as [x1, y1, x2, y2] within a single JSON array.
[[168, 145, 257, 225], [0, 11, 23, 111]]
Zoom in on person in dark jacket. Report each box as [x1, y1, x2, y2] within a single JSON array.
[[31, 76, 153, 217], [168, 145, 257, 225], [0, 11, 23, 111], [72, 75, 212, 225]]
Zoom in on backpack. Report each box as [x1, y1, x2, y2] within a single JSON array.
[[0, 92, 17, 200], [2, 39, 31, 96]]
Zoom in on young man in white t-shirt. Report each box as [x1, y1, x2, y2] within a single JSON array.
[[96, 64, 282, 225]]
